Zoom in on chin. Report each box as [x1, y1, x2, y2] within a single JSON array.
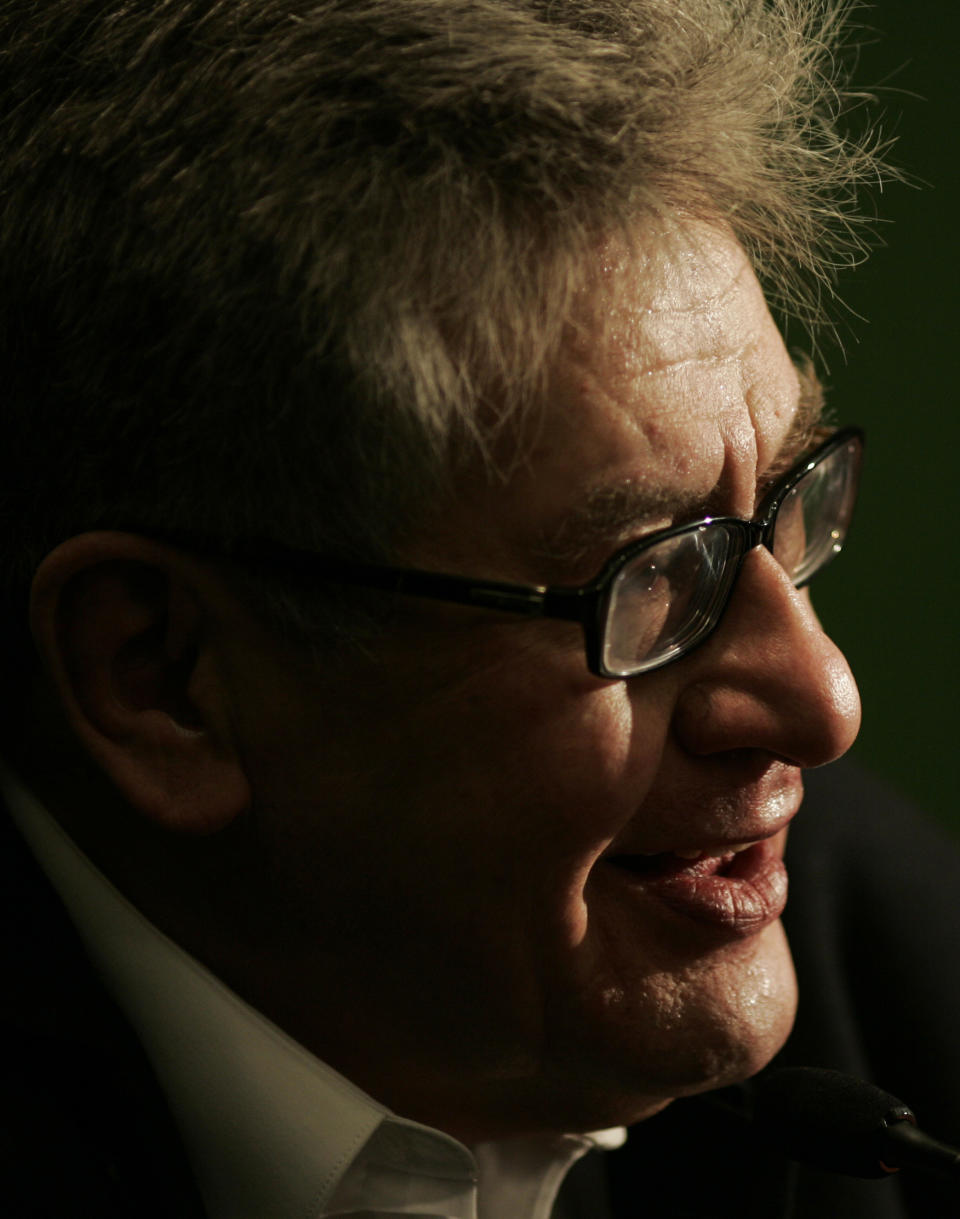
[[542, 921, 799, 1132]]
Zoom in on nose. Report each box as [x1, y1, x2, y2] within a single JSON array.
[[672, 548, 861, 767]]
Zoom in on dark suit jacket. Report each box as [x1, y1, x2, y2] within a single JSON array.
[[4, 760, 960, 1217]]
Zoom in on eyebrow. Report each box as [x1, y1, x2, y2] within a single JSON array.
[[757, 356, 828, 487], [535, 357, 828, 574]]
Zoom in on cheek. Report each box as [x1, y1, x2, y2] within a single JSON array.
[[252, 643, 680, 987], [452, 677, 679, 965], [468, 673, 672, 854], [332, 670, 677, 961]]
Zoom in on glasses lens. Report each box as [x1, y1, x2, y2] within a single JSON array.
[[601, 524, 743, 677], [772, 435, 861, 586]]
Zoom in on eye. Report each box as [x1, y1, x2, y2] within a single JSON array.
[[772, 486, 808, 576], [603, 530, 716, 671], [772, 440, 859, 586], [616, 561, 674, 647]]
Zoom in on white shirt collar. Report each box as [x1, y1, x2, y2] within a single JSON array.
[[1, 765, 625, 1218]]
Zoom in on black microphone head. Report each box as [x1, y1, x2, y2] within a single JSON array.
[[754, 1067, 915, 1179]]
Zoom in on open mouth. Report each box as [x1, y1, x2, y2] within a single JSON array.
[[607, 842, 756, 881], [601, 839, 788, 935]]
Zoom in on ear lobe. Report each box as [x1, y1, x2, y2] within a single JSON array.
[[30, 533, 251, 834]]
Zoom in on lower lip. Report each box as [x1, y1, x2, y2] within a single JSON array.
[[602, 838, 788, 938]]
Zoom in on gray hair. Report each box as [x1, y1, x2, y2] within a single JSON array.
[[0, 0, 886, 657]]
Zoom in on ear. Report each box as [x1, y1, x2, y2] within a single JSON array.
[[29, 532, 251, 833]]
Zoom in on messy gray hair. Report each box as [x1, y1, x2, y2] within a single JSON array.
[[0, 0, 884, 656]]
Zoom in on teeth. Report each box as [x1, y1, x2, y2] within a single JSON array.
[[673, 841, 755, 861], [627, 840, 759, 862]]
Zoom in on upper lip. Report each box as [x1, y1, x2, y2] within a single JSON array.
[[599, 784, 803, 861]]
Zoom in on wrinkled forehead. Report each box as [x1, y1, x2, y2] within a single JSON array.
[[564, 219, 800, 485], [417, 221, 805, 579]]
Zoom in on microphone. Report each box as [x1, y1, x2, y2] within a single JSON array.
[[753, 1067, 960, 1180]]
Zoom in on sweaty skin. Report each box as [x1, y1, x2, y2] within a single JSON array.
[[109, 220, 860, 1143]]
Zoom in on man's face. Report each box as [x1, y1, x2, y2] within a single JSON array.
[[229, 221, 861, 1138]]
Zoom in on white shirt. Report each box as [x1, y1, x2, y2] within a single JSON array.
[[1, 766, 625, 1218]]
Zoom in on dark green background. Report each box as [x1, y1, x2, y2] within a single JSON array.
[[799, 3, 959, 830]]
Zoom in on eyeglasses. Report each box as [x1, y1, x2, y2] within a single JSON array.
[[170, 424, 862, 680]]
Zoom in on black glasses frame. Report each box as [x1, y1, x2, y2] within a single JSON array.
[[132, 425, 863, 680]]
